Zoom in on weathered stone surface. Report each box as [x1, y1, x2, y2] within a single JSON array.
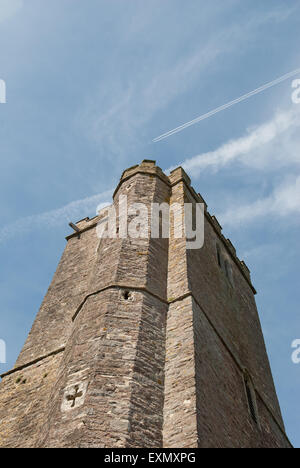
[[0, 161, 291, 448]]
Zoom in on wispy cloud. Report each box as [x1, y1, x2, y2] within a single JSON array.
[[219, 175, 300, 227], [0, 190, 112, 244], [79, 41, 222, 161], [0, 0, 23, 24], [5, 105, 299, 243], [168, 102, 300, 229], [168, 106, 300, 175], [78, 3, 292, 162]]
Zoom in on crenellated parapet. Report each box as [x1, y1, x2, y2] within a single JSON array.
[[167, 164, 254, 292], [66, 160, 254, 292]]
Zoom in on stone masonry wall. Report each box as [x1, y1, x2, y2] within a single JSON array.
[[163, 170, 198, 448], [0, 160, 291, 448], [0, 160, 171, 448]]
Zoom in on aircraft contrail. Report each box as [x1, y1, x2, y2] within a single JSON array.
[[153, 67, 300, 142]]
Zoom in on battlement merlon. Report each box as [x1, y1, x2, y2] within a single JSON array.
[[66, 160, 255, 293], [113, 159, 170, 199]]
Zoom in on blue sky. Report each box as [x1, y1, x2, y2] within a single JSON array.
[[0, 0, 299, 447]]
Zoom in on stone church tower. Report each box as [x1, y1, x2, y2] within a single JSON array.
[[0, 160, 291, 448]]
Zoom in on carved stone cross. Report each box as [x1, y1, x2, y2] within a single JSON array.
[[66, 385, 83, 408], [61, 381, 88, 413]]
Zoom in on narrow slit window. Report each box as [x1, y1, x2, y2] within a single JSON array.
[[217, 245, 222, 268], [244, 375, 259, 425], [224, 259, 234, 286]]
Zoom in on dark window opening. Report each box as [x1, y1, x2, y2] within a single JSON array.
[[123, 290, 131, 301], [245, 377, 258, 425], [217, 245, 222, 268], [216, 244, 234, 287]]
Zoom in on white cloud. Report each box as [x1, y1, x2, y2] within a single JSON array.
[[0, 0, 23, 24], [169, 107, 300, 175], [219, 175, 300, 227], [170, 103, 300, 229], [5, 104, 299, 242], [0, 189, 113, 244]]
